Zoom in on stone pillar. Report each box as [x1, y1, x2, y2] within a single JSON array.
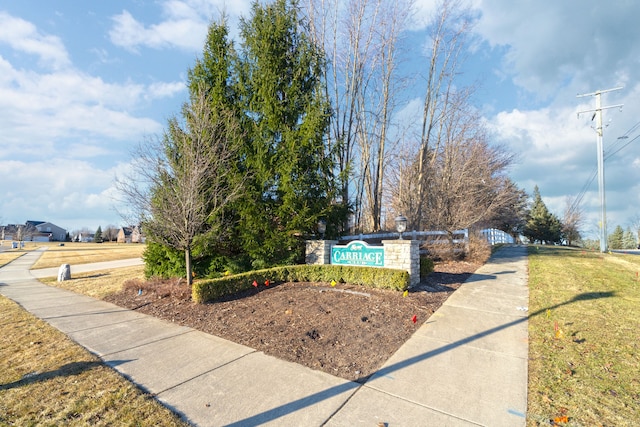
[[382, 239, 420, 287], [57, 264, 71, 282], [305, 240, 337, 265]]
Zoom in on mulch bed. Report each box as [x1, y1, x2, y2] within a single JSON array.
[[104, 260, 480, 382]]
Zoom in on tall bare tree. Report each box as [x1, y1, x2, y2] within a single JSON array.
[[562, 195, 584, 246], [103, 224, 119, 242], [390, 91, 517, 234], [304, 0, 412, 232], [415, 0, 474, 230], [117, 87, 244, 285]]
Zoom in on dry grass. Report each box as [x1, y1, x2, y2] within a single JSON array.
[[0, 295, 188, 426], [41, 266, 145, 299], [31, 242, 146, 269], [0, 251, 26, 268], [527, 246, 640, 426]]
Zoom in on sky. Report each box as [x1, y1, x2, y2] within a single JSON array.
[[1, 0, 639, 240]]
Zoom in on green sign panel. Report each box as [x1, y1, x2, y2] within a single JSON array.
[[331, 240, 384, 267]]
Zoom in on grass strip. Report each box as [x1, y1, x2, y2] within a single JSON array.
[[31, 242, 146, 269], [0, 295, 188, 426], [0, 251, 26, 268], [527, 246, 640, 426], [40, 265, 145, 299]]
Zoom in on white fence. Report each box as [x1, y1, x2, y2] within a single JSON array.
[[340, 228, 513, 246], [480, 228, 515, 245], [339, 229, 469, 244]]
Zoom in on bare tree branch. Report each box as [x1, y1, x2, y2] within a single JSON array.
[[116, 86, 245, 284]]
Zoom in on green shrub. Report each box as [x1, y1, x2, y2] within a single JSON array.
[[420, 256, 435, 277], [143, 242, 252, 280], [192, 264, 410, 303], [143, 242, 185, 279]]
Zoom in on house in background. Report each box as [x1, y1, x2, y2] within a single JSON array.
[[1, 221, 67, 242], [1, 224, 20, 241], [117, 226, 144, 243], [74, 232, 95, 243], [33, 222, 67, 242]]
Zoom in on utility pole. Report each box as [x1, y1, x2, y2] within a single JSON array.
[[577, 87, 623, 253]]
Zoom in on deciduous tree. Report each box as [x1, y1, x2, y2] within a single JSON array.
[[415, 0, 474, 231], [304, 0, 413, 232], [117, 87, 244, 285], [562, 195, 584, 246], [103, 225, 119, 242]]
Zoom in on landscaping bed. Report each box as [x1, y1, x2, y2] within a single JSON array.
[[104, 260, 480, 382]]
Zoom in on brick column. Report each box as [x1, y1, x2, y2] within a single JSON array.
[[305, 240, 337, 265], [382, 239, 420, 287]]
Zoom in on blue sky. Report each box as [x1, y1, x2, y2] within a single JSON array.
[[1, 0, 639, 239]]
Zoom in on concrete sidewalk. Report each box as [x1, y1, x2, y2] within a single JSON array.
[[0, 246, 528, 426]]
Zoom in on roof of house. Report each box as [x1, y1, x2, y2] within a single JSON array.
[[25, 220, 46, 228]]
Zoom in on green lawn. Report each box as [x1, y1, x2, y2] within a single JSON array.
[[527, 246, 640, 426]]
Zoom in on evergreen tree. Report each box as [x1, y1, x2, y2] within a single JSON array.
[[235, 0, 339, 268], [94, 226, 103, 243], [188, 18, 237, 112], [184, 18, 247, 267], [137, 2, 346, 277], [623, 226, 636, 249], [608, 225, 624, 250], [523, 186, 562, 244]]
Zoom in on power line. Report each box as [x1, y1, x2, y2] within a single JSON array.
[[568, 120, 638, 218], [568, 131, 638, 220], [606, 132, 640, 160]]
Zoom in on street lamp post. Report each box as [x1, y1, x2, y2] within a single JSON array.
[[395, 215, 407, 240], [317, 219, 327, 240]]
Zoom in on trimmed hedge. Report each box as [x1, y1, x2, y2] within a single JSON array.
[[192, 264, 410, 303], [420, 256, 435, 277]]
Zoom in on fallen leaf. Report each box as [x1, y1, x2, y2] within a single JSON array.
[[403, 290, 409, 298], [411, 314, 417, 323]]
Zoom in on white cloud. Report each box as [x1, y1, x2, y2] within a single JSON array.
[[0, 39, 183, 159], [0, 11, 70, 70], [487, 81, 640, 238], [110, 9, 208, 52], [147, 81, 186, 99], [0, 65, 164, 158], [108, 0, 252, 52], [474, 0, 640, 99], [0, 159, 124, 229]]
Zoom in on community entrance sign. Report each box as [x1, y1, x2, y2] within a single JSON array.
[[331, 240, 384, 267]]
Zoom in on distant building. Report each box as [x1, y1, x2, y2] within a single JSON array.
[[1, 221, 67, 242], [75, 232, 95, 243], [34, 222, 67, 242], [117, 226, 144, 243], [1, 224, 20, 241]]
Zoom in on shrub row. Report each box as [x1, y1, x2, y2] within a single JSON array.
[[192, 264, 410, 303]]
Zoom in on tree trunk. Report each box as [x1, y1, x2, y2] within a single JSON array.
[[185, 247, 193, 286]]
